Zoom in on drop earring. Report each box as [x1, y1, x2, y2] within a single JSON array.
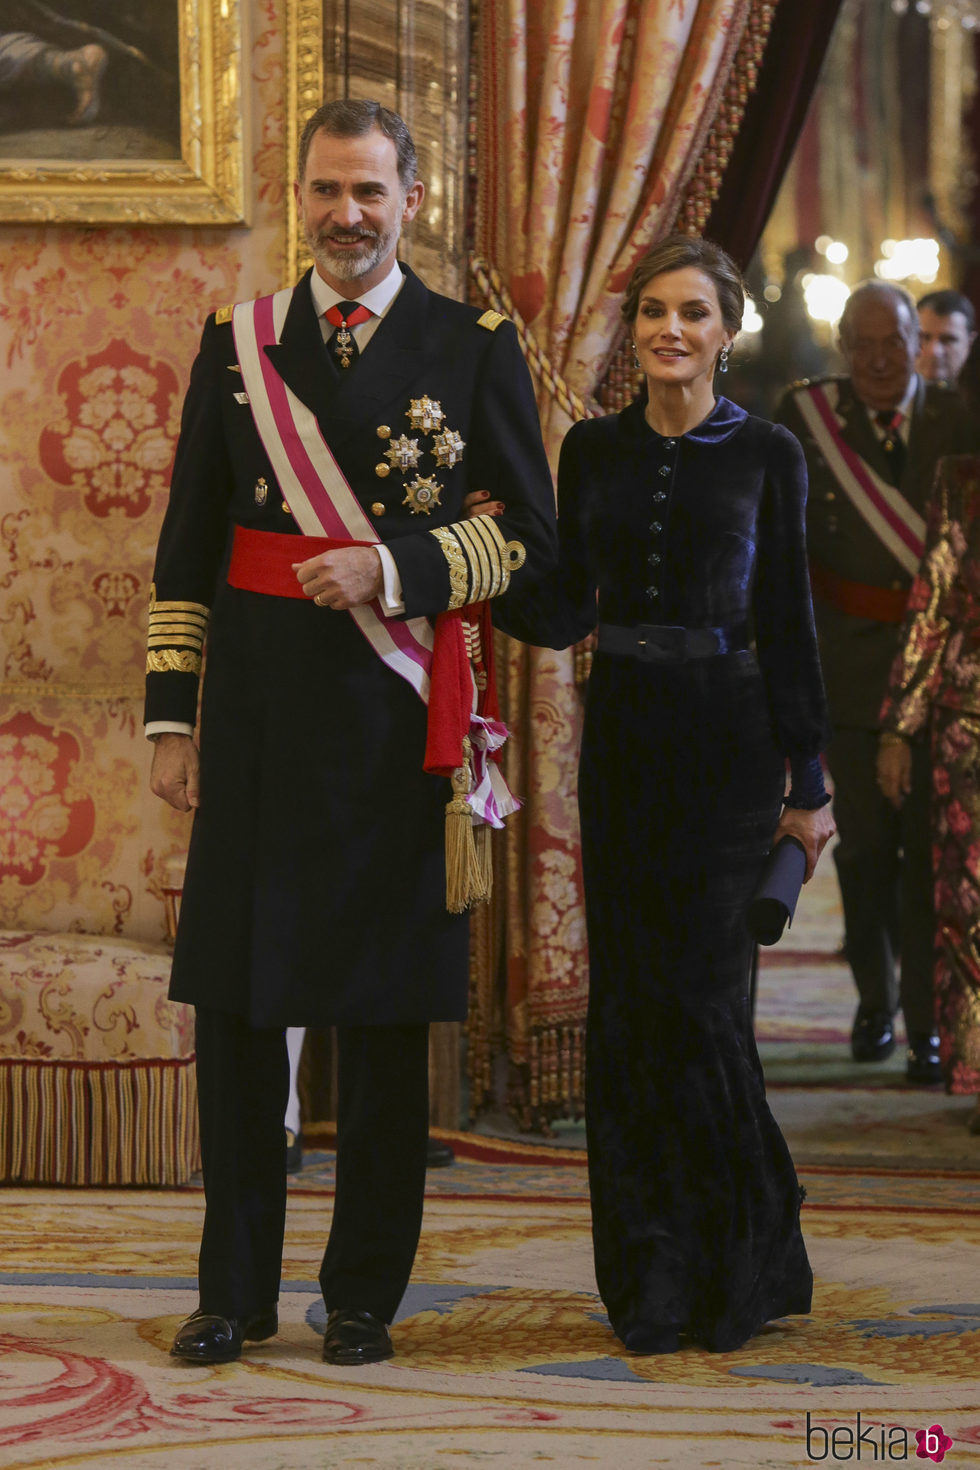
[[718, 344, 731, 374], [632, 343, 640, 370]]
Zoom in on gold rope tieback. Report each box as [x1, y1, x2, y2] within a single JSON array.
[[677, 0, 777, 234], [468, 258, 600, 425]]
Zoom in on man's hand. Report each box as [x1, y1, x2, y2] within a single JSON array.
[[293, 546, 383, 608], [877, 736, 913, 807], [772, 802, 836, 882], [150, 733, 200, 812]]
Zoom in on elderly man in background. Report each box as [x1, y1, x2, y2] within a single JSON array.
[[916, 289, 976, 386], [777, 281, 976, 1082]]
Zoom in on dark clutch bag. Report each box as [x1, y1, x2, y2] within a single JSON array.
[[747, 836, 807, 946]]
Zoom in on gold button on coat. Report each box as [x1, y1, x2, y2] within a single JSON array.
[[376, 424, 391, 438], [375, 462, 391, 477], [371, 502, 386, 516]]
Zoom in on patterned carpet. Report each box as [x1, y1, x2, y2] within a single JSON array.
[[2, 1144, 979, 1469], [3, 860, 980, 1468]]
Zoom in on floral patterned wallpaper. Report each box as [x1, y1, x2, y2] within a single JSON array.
[[0, 0, 287, 943]]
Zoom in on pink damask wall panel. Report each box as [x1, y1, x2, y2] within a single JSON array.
[[0, 0, 287, 944]]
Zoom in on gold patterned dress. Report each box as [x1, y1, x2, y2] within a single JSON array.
[[880, 455, 980, 1095]]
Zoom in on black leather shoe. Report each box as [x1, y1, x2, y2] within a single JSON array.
[[426, 1136, 455, 1168], [906, 1032, 943, 1084], [851, 1007, 895, 1062], [171, 1307, 278, 1364], [321, 1308, 393, 1365], [285, 1126, 303, 1172]]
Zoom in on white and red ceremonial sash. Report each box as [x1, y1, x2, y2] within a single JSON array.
[[795, 383, 925, 576], [231, 288, 517, 830]]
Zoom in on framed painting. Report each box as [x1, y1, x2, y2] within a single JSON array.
[[0, 0, 248, 224]]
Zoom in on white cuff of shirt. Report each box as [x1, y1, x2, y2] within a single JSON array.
[[145, 721, 195, 741], [375, 544, 405, 615]]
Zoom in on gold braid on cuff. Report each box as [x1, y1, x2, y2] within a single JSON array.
[[146, 584, 209, 676], [431, 515, 526, 607], [431, 526, 469, 609]]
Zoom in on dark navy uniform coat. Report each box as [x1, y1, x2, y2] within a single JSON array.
[[146, 265, 557, 1027]]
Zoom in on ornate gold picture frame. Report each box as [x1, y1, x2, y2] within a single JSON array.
[[0, 0, 248, 225], [283, 0, 323, 281]]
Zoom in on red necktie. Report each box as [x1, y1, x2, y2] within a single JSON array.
[[874, 409, 906, 485], [324, 300, 373, 368]]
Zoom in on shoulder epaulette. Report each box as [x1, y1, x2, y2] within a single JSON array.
[[477, 309, 508, 333], [214, 304, 235, 325]]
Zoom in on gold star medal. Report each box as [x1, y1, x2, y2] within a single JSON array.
[[433, 428, 465, 468], [407, 397, 445, 433], [403, 475, 442, 515], [384, 435, 422, 472]]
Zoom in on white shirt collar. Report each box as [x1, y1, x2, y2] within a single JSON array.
[[308, 258, 405, 322]]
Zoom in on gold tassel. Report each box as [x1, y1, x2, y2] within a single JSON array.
[[445, 736, 488, 913], [475, 820, 493, 900]]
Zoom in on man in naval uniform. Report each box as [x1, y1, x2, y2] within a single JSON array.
[[146, 99, 557, 1366], [776, 281, 976, 1082]]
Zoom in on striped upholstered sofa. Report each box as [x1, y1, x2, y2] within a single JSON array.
[[0, 929, 198, 1185]]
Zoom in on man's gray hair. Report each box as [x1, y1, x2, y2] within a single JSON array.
[[297, 98, 418, 191], [839, 280, 918, 346]]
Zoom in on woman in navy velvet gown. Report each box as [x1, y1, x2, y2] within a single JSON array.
[[498, 235, 835, 1354]]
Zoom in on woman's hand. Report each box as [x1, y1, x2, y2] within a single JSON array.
[[876, 735, 912, 808], [772, 802, 836, 882], [463, 489, 504, 518]]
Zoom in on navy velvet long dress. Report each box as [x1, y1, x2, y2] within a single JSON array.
[[496, 396, 827, 1353]]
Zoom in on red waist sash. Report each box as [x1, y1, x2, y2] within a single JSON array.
[[226, 524, 500, 775], [227, 525, 375, 598], [810, 561, 909, 624]]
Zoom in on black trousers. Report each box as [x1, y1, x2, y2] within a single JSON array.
[[194, 1007, 430, 1324], [825, 727, 935, 1034]]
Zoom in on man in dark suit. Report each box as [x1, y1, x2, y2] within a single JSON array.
[[146, 99, 556, 1366], [777, 281, 975, 1082], [916, 289, 976, 386]]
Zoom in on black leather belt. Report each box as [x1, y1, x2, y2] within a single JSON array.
[[596, 622, 749, 663]]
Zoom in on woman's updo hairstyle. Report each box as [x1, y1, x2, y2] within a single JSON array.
[[621, 233, 745, 335]]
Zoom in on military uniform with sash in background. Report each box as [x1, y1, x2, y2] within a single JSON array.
[[776, 373, 976, 1047]]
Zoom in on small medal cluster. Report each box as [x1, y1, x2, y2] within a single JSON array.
[[334, 323, 356, 369], [374, 396, 465, 515]]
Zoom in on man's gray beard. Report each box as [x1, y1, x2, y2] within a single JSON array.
[[305, 224, 398, 283]]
